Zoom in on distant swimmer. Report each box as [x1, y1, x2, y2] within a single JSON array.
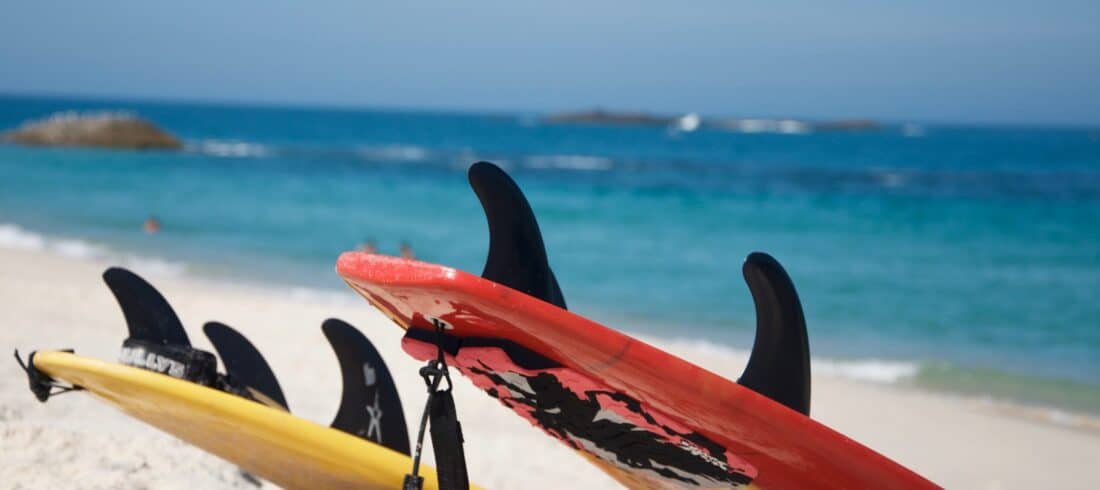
[[359, 239, 378, 254], [143, 216, 161, 234], [399, 241, 415, 260]]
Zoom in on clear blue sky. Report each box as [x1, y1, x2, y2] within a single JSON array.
[[2, 1, 1098, 125]]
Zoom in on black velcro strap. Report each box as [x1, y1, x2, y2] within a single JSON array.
[[119, 338, 218, 386], [429, 389, 468, 490]]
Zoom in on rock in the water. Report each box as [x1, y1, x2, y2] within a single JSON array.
[[543, 109, 675, 126], [1, 111, 182, 150]]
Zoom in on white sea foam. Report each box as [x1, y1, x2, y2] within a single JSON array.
[[672, 113, 701, 133], [715, 118, 812, 135], [733, 119, 771, 133], [0, 223, 186, 278], [525, 154, 614, 171], [642, 333, 920, 385], [116, 255, 187, 277], [777, 119, 811, 134], [814, 358, 920, 383], [0, 224, 109, 259], [0, 224, 46, 250], [356, 144, 431, 162], [49, 239, 109, 259], [188, 139, 272, 158]]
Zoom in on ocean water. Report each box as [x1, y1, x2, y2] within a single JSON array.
[[2, 94, 1098, 414]]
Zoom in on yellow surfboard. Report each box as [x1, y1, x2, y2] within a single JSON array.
[[32, 350, 473, 490]]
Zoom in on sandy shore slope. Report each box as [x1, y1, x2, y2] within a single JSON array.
[[2, 247, 1097, 489]]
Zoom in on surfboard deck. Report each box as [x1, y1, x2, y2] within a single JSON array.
[[32, 350, 460, 490], [338, 253, 939, 489]]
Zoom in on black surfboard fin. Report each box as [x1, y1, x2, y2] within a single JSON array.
[[469, 161, 567, 310], [203, 322, 289, 411], [737, 252, 811, 416], [323, 318, 411, 455], [103, 267, 191, 346]]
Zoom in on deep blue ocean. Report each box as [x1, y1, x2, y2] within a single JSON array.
[[2, 95, 1098, 413]]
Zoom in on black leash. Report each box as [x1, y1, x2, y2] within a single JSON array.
[[14, 350, 83, 402], [403, 319, 469, 490]]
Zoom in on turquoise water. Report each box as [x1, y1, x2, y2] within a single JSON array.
[[2, 95, 1098, 413]]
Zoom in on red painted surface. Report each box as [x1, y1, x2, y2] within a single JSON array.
[[403, 337, 758, 487], [337, 252, 940, 489]]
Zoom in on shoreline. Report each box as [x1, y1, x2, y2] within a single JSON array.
[[3, 220, 1099, 419], [3, 241, 1100, 488]]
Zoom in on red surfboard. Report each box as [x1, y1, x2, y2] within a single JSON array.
[[338, 162, 937, 489], [338, 253, 935, 489]]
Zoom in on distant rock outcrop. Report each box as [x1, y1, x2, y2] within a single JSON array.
[[543, 109, 675, 126], [1, 112, 182, 150]]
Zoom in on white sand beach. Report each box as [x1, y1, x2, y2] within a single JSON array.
[[2, 246, 1098, 489]]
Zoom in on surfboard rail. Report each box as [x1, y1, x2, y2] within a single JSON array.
[[31, 350, 462, 490]]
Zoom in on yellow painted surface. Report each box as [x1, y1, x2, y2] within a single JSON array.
[[34, 351, 477, 490]]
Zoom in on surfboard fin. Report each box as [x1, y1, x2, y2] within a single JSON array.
[[203, 322, 289, 411], [737, 252, 812, 416], [323, 318, 411, 455], [103, 267, 222, 385], [103, 267, 191, 346], [469, 161, 567, 310]]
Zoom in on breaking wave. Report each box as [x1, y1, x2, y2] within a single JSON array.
[[186, 139, 273, 158], [355, 144, 432, 162], [525, 154, 614, 171], [651, 335, 920, 385], [814, 358, 921, 383], [0, 223, 186, 277]]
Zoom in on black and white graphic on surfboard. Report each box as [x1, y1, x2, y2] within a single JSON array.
[[324, 318, 411, 455], [364, 395, 383, 443], [361, 360, 383, 443], [363, 362, 377, 386]]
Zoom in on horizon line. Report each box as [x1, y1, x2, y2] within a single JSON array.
[[1, 89, 1097, 132]]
